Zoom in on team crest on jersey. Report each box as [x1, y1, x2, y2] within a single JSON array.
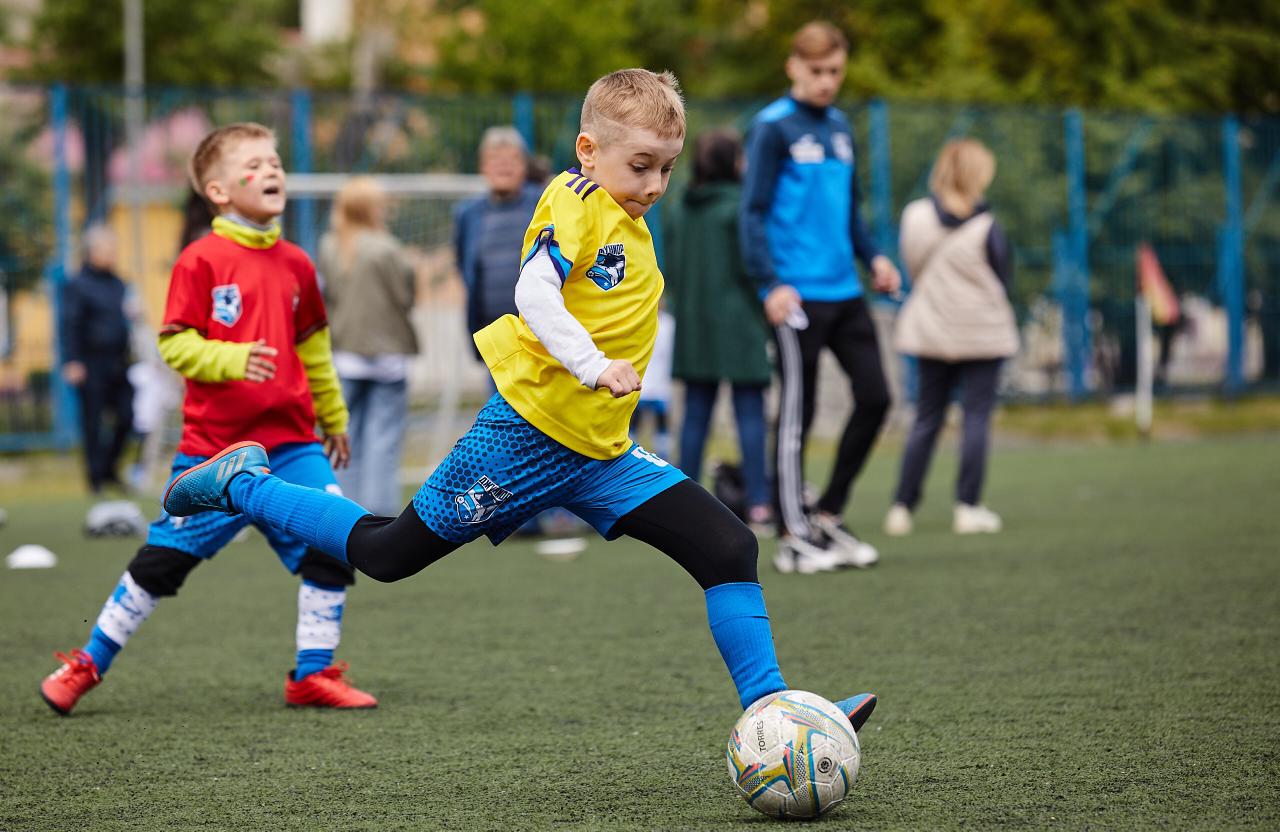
[[211, 284, 243, 326], [455, 475, 513, 524], [586, 243, 626, 290], [790, 134, 826, 164], [833, 133, 853, 164]]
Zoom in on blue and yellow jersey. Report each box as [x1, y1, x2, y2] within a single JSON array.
[[474, 168, 663, 460]]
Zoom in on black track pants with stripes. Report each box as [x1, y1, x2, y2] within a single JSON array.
[[771, 297, 891, 539]]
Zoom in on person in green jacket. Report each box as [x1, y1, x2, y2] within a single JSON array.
[[664, 129, 773, 529]]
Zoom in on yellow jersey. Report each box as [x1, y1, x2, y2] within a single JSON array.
[[474, 169, 663, 460]]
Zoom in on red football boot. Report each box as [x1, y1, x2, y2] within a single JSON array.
[[40, 649, 102, 716], [284, 662, 378, 709]]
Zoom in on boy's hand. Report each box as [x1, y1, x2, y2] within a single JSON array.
[[245, 340, 278, 382], [595, 359, 641, 398], [871, 255, 902, 296], [324, 433, 350, 469]]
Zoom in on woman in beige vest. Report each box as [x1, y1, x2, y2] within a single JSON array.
[[885, 140, 1018, 536]]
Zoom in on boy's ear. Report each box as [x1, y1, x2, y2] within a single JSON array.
[[203, 177, 231, 210], [575, 132, 597, 169], [784, 55, 802, 84]]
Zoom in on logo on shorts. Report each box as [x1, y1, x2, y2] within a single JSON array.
[[455, 475, 513, 524], [211, 284, 243, 327], [586, 243, 625, 290], [630, 446, 670, 468]]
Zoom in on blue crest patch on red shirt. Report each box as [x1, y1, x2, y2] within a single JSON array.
[[211, 284, 243, 327]]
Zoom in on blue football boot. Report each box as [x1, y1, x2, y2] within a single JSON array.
[[835, 693, 877, 733], [163, 441, 270, 517]]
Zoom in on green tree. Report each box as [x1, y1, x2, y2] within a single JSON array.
[[19, 0, 291, 87], [427, 0, 1280, 114]]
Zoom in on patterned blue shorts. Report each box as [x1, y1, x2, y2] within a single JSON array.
[[146, 442, 341, 572], [413, 394, 687, 545]]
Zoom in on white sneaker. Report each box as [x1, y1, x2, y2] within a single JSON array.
[[953, 503, 1003, 534], [883, 504, 913, 537], [810, 514, 879, 568], [774, 536, 842, 574]]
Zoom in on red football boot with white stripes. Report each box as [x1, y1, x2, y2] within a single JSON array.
[[40, 649, 102, 716], [284, 662, 377, 709]]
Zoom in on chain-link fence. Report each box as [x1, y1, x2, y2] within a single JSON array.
[[1, 83, 1277, 451]]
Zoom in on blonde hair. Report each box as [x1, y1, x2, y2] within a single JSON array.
[[929, 139, 996, 217], [330, 177, 387, 271], [188, 122, 276, 208], [791, 21, 849, 59], [581, 69, 685, 144]]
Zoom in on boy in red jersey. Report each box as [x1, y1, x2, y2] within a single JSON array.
[[40, 123, 377, 715]]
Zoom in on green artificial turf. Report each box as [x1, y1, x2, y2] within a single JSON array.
[[1, 436, 1277, 830]]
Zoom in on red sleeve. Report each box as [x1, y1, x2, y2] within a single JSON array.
[[294, 254, 328, 343], [162, 249, 212, 335]]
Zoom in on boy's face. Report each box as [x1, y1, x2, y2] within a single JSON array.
[[786, 50, 848, 108], [481, 145, 528, 197], [204, 137, 286, 223], [576, 127, 683, 220]]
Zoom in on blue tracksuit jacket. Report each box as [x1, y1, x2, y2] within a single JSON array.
[[740, 95, 880, 302]]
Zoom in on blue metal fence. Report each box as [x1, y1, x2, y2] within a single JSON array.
[[1, 83, 1277, 451]]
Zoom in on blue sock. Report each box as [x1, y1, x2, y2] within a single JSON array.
[[705, 582, 788, 709], [83, 627, 122, 675], [229, 473, 370, 561], [294, 580, 345, 679], [295, 649, 334, 680]]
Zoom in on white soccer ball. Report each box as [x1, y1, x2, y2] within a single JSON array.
[[725, 690, 861, 819]]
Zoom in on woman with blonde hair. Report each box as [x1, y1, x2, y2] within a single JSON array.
[[886, 139, 1018, 536], [318, 177, 418, 516]]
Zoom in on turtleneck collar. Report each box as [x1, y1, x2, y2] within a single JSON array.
[[212, 213, 282, 249], [788, 93, 830, 118]]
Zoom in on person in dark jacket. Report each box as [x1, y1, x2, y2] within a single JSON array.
[[665, 129, 774, 530], [60, 224, 134, 493], [453, 127, 542, 344]]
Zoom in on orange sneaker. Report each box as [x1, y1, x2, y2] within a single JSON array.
[[40, 649, 102, 716], [284, 662, 377, 709]]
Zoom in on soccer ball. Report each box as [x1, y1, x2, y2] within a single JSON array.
[[725, 690, 861, 819]]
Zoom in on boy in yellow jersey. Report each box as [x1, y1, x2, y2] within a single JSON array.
[[162, 72, 877, 731]]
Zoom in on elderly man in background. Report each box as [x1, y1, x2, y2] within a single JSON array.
[[453, 126, 543, 347], [60, 224, 134, 494], [452, 126, 579, 543]]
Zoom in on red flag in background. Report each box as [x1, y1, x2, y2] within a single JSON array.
[[1136, 242, 1181, 326]]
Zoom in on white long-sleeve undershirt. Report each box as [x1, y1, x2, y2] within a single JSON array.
[[513, 246, 612, 388]]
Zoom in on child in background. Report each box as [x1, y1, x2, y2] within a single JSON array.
[[162, 73, 877, 730], [41, 123, 377, 715]]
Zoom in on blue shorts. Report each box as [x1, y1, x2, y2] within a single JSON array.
[[413, 394, 687, 545], [146, 442, 341, 572]]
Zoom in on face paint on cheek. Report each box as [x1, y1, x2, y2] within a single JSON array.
[[239, 174, 254, 186]]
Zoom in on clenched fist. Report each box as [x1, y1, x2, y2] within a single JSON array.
[[595, 359, 641, 398]]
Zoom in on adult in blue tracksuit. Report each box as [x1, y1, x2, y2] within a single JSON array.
[[741, 21, 901, 575]]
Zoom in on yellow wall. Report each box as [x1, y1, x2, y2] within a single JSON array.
[[111, 202, 186, 332], [0, 200, 183, 391]]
